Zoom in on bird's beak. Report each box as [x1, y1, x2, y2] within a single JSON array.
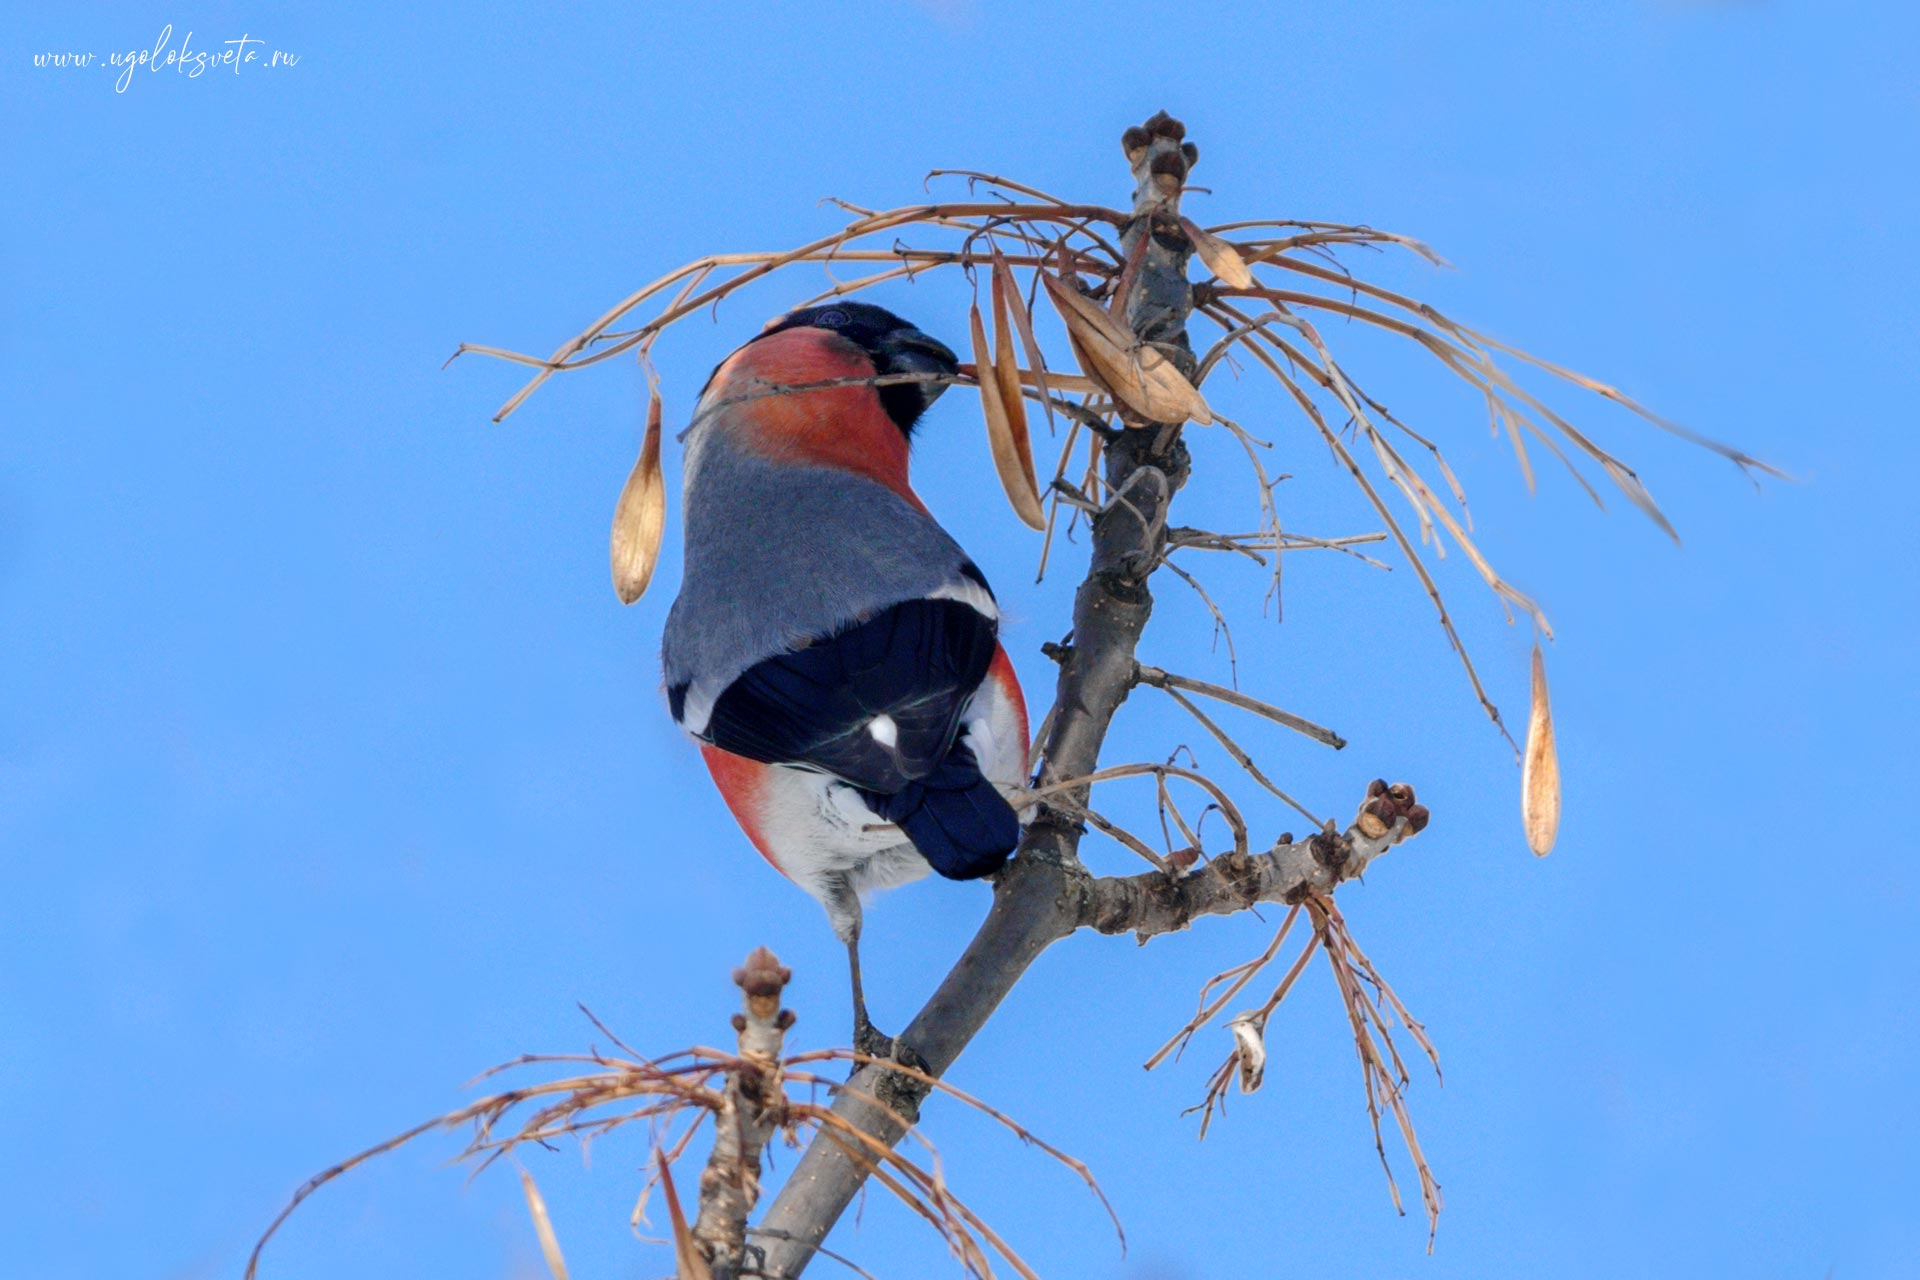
[[881, 328, 960, 405]]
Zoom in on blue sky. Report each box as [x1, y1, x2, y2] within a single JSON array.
[[5, 2, 1917, 1277]]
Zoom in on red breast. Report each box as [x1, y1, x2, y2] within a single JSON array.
[[700, 745, 788, 878], [985, 643, 1029, 747], [707, 327, 924, 510]]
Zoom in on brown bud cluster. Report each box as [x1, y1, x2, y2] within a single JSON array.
[[1143, 110, 1185, 141], [733, 946, 792, 998], [1150, 150, 1190, 185], [1123, 112, 1198, 176], [1358, 781, 1432, 838]]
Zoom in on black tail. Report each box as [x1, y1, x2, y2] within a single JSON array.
[[861, 743, 1019, 880]]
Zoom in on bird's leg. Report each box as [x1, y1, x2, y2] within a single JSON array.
[[830, 882, 928, 1075], [846, 934, 893, 1062], [829, 884, 889, 1061], [844, 937, 931, 1076]]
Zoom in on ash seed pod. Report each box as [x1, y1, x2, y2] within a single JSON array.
[[1408, 805, 1431, 834], [990, 249, 1057, 427], [1121, 125, 1151, 162], [517, 1169, 570, 1280], [1181, 140, 1200, 168], [1144, 110, 1185, 141], [1228, 1015, 1267, 1094], [969, 300, 1045, 530], [1356, 810, 1391, 840], [610, 390, 668, 605], [1039, 271, 1212, 425], [989, 266, 1044, 526], [1367, 778, 1389, 798], [1522, 642, 1562, 856], [1178, 216, 1253, 289]]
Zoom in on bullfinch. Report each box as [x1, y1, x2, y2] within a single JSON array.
[[661, 301, 1029, 1054]]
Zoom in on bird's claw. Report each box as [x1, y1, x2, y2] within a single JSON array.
[[853, 1016, 893, 1061], [851, 1019, 931, 1079]]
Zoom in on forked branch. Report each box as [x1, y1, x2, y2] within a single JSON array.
[[424, 101, 1778, 1277]]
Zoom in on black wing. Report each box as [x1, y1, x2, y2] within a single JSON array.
[[679, 598, 997, 796]]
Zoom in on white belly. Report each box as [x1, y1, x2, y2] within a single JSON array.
[[754, 676, 1029, 930]]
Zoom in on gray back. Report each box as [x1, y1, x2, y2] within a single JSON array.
[[661, 423, 972, 703]]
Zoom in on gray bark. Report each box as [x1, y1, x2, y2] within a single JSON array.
[[695, 948, 795, 1278]]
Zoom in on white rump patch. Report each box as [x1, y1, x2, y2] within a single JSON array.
[[929, 575, 999, 620], [679, 680, 718, 737]]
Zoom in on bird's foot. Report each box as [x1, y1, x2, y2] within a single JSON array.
[[853, 1015, 893, 1061], [851, 1019, 931, 1079]]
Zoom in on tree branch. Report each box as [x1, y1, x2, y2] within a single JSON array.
[[1134, 660, 1347, 749], [694, 948, 796, 1278], [1081, 791, 1428, 943], [754, 112, 1386, 1278]]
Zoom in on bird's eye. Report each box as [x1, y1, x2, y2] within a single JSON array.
[[815, 308, 850, 328]]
